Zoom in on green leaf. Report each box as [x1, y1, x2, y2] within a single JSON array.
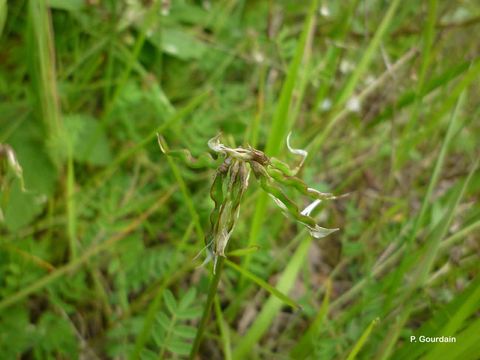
[[173, 325, 197, 339], [176, 307, 203, 320], [163, 289, 177, 314], [9, 124, 57, 197], [36, 312, 78, 357], [156, 312, 170, 330], [178, 288, 197, 310], [167, 339, 191, 356], [3, 180, 43, 231], [63, 114, 112, 166], [149, 28, 207, 61]]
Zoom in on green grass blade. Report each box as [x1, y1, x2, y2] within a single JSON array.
[[226, 245, 260, 257], [398, 59, 480, 161], [414, 157, 479, 286], [377, 158, 478, 360], [413, 90, 466, 237], [313, 0, 360, 110], [214, 295, 233, 360], [334, 0, 401, 108], [27, 0, 63, 163], [346, 318, 380, 360], [189, 257, 225, 360], [402, 0, 438, 143], [425, 317, 480, 360], [225, 258, 301, 310], [290, 278, 331, 359], [386, 90, 467, 302], [241, 0, 318, 288], [377, 90, 470, 360], [233, 236, 312, 359], [66, 151, 78, 260], [423, 279, 480, 360], [0, 0, 6, 39], [265, 0, 319, 156]]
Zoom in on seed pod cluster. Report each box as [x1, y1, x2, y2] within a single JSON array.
[[158, 133, 340, 272]]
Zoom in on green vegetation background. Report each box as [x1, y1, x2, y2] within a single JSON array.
[[0, 0, 479, 359]]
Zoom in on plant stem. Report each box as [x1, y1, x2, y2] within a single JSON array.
[[190, 257, 225, 360]]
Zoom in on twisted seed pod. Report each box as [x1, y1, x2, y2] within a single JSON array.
[[269, 157, 296, 176], [158, 135, 220, 169], [258, 175, 317, 228], [207, 160, 229, 249], [213, 160, 249, 257], [254, 165, 338, 239], [266, 167, 335, 200]]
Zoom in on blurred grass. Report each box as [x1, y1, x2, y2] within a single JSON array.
[[0, 1, 479, 359]]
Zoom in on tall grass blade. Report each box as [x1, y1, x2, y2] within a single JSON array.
[[334, 0, 401, 108], [0, 0, 6, 38], [376, 90, 470, 360], [346, 317, 380, 360], [422, 278, 480, 360], [378, 155, 477, 360], [313, 0, 359, 110], [233, 237, 312, 359], [242, 0, 319, 286], [290, 278, 331, 359], [386, 90, 467, 305], [402, 0, 438, 150], [225, 259, 301, 310], [27, 0, 63, 163], [214, 295, 233, 360]]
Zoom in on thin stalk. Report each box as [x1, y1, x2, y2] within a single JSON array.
[[190, 257, 225, 360]]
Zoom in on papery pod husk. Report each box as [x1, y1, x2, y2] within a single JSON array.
[[212, 159, 249, 257]]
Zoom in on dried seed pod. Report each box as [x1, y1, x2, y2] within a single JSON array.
[[208, 159, 250, 272], [158, 134, 220, 169], [159, 133, 341, 273]]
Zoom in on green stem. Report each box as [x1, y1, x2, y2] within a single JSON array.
[[190, 257, 225, 359]]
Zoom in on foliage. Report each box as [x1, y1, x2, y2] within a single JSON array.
[[0, 0, 479, 359]]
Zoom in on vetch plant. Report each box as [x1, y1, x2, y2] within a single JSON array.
[[158, 133, 341, 358], [159, 133, 340, 272]]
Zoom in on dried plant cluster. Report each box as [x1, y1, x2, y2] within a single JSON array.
[[158, 133, 340, 272]]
